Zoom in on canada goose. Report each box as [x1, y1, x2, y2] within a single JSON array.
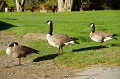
[[46, 20, 79, 54], [6, 42, 39, 65], [89, 23, 117, 47]]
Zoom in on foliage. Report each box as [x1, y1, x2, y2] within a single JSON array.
[[25, 0, 40, 6], [81, 0, 120, 10], [45, 0, 57, 5], [0, 0, 5, 1], [90, 0, 120, 9], [25, 0, 57, 7], [104, 0, 120, 9], [3, 0, 15, 6]]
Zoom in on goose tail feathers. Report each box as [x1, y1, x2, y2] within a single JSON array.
[[113, 34, 118, 40], [75, 41, 80, 44], [73, 38, 79, 44], [113, 34, 118, 36]]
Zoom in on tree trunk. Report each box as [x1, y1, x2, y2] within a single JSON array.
[[64, 0, 73, 11], [58, 0, 73, 12], [57, 0, 65, 12], [16, 0, 25, 12]]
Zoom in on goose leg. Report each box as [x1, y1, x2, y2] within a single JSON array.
[[61, 47, 63, 54], [100, 42, 102, 47], [15, 58, 21, 66], [18, 58, 21, 66], [58, 48, 61, 55], [59, 47, 63, 54]]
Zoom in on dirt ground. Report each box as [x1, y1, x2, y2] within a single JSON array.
[[0, 32, 120, 79]]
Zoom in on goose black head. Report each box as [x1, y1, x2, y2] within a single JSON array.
[[46, 20, 52, 25], [9, 42, 18, 47], [89, 23, 94, 27]]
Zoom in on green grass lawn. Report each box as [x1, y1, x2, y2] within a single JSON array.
[[0, 10, 120, 68]]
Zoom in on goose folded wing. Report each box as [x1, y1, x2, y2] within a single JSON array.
[[52, 34, 78, 44], [17, 45, 39, 54], [95, 31, 114, 37]]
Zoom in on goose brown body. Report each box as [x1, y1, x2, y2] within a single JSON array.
[[89, 23, 117, 47], [46, 20, 79, 54], [47, 34, 78, 48], [6, 42, 39, 65]]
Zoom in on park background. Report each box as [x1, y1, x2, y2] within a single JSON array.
[[0, 0, 120, 12]]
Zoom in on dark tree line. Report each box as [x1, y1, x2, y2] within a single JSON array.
[[89, 0, 120, 10], [67, 0, 120, 10]]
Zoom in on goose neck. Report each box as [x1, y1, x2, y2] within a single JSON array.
[[92, 25, 95, 33], [49, 23, 53, 35]]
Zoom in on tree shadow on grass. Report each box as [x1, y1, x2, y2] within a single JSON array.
[[0, 21, 17, 31], [33, 54, 58, 62], [72, 46, 107, 52]]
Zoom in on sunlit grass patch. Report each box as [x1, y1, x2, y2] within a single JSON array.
[[0, 10, 120, 68]]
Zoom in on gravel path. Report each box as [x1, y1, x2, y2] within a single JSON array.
[[0, 32, 120, 79], [66, 66, 120, 79], [0, 55, 79, 79]]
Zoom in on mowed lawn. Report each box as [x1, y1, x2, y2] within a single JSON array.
[[0, 10, 120, 68]]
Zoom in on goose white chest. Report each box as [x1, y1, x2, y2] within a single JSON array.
[[90, 32, 102, 42], [46, 34, 59, 48], [6, 47, 13, 56]]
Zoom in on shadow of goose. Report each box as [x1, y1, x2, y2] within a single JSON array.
[[72, 46, 107, 52], [33, 54, 58, 62]]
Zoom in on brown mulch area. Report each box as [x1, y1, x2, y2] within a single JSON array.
[[0, 32, 80, 79]]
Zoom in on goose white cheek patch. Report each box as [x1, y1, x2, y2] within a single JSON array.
[[47, 21, 51, 25]]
